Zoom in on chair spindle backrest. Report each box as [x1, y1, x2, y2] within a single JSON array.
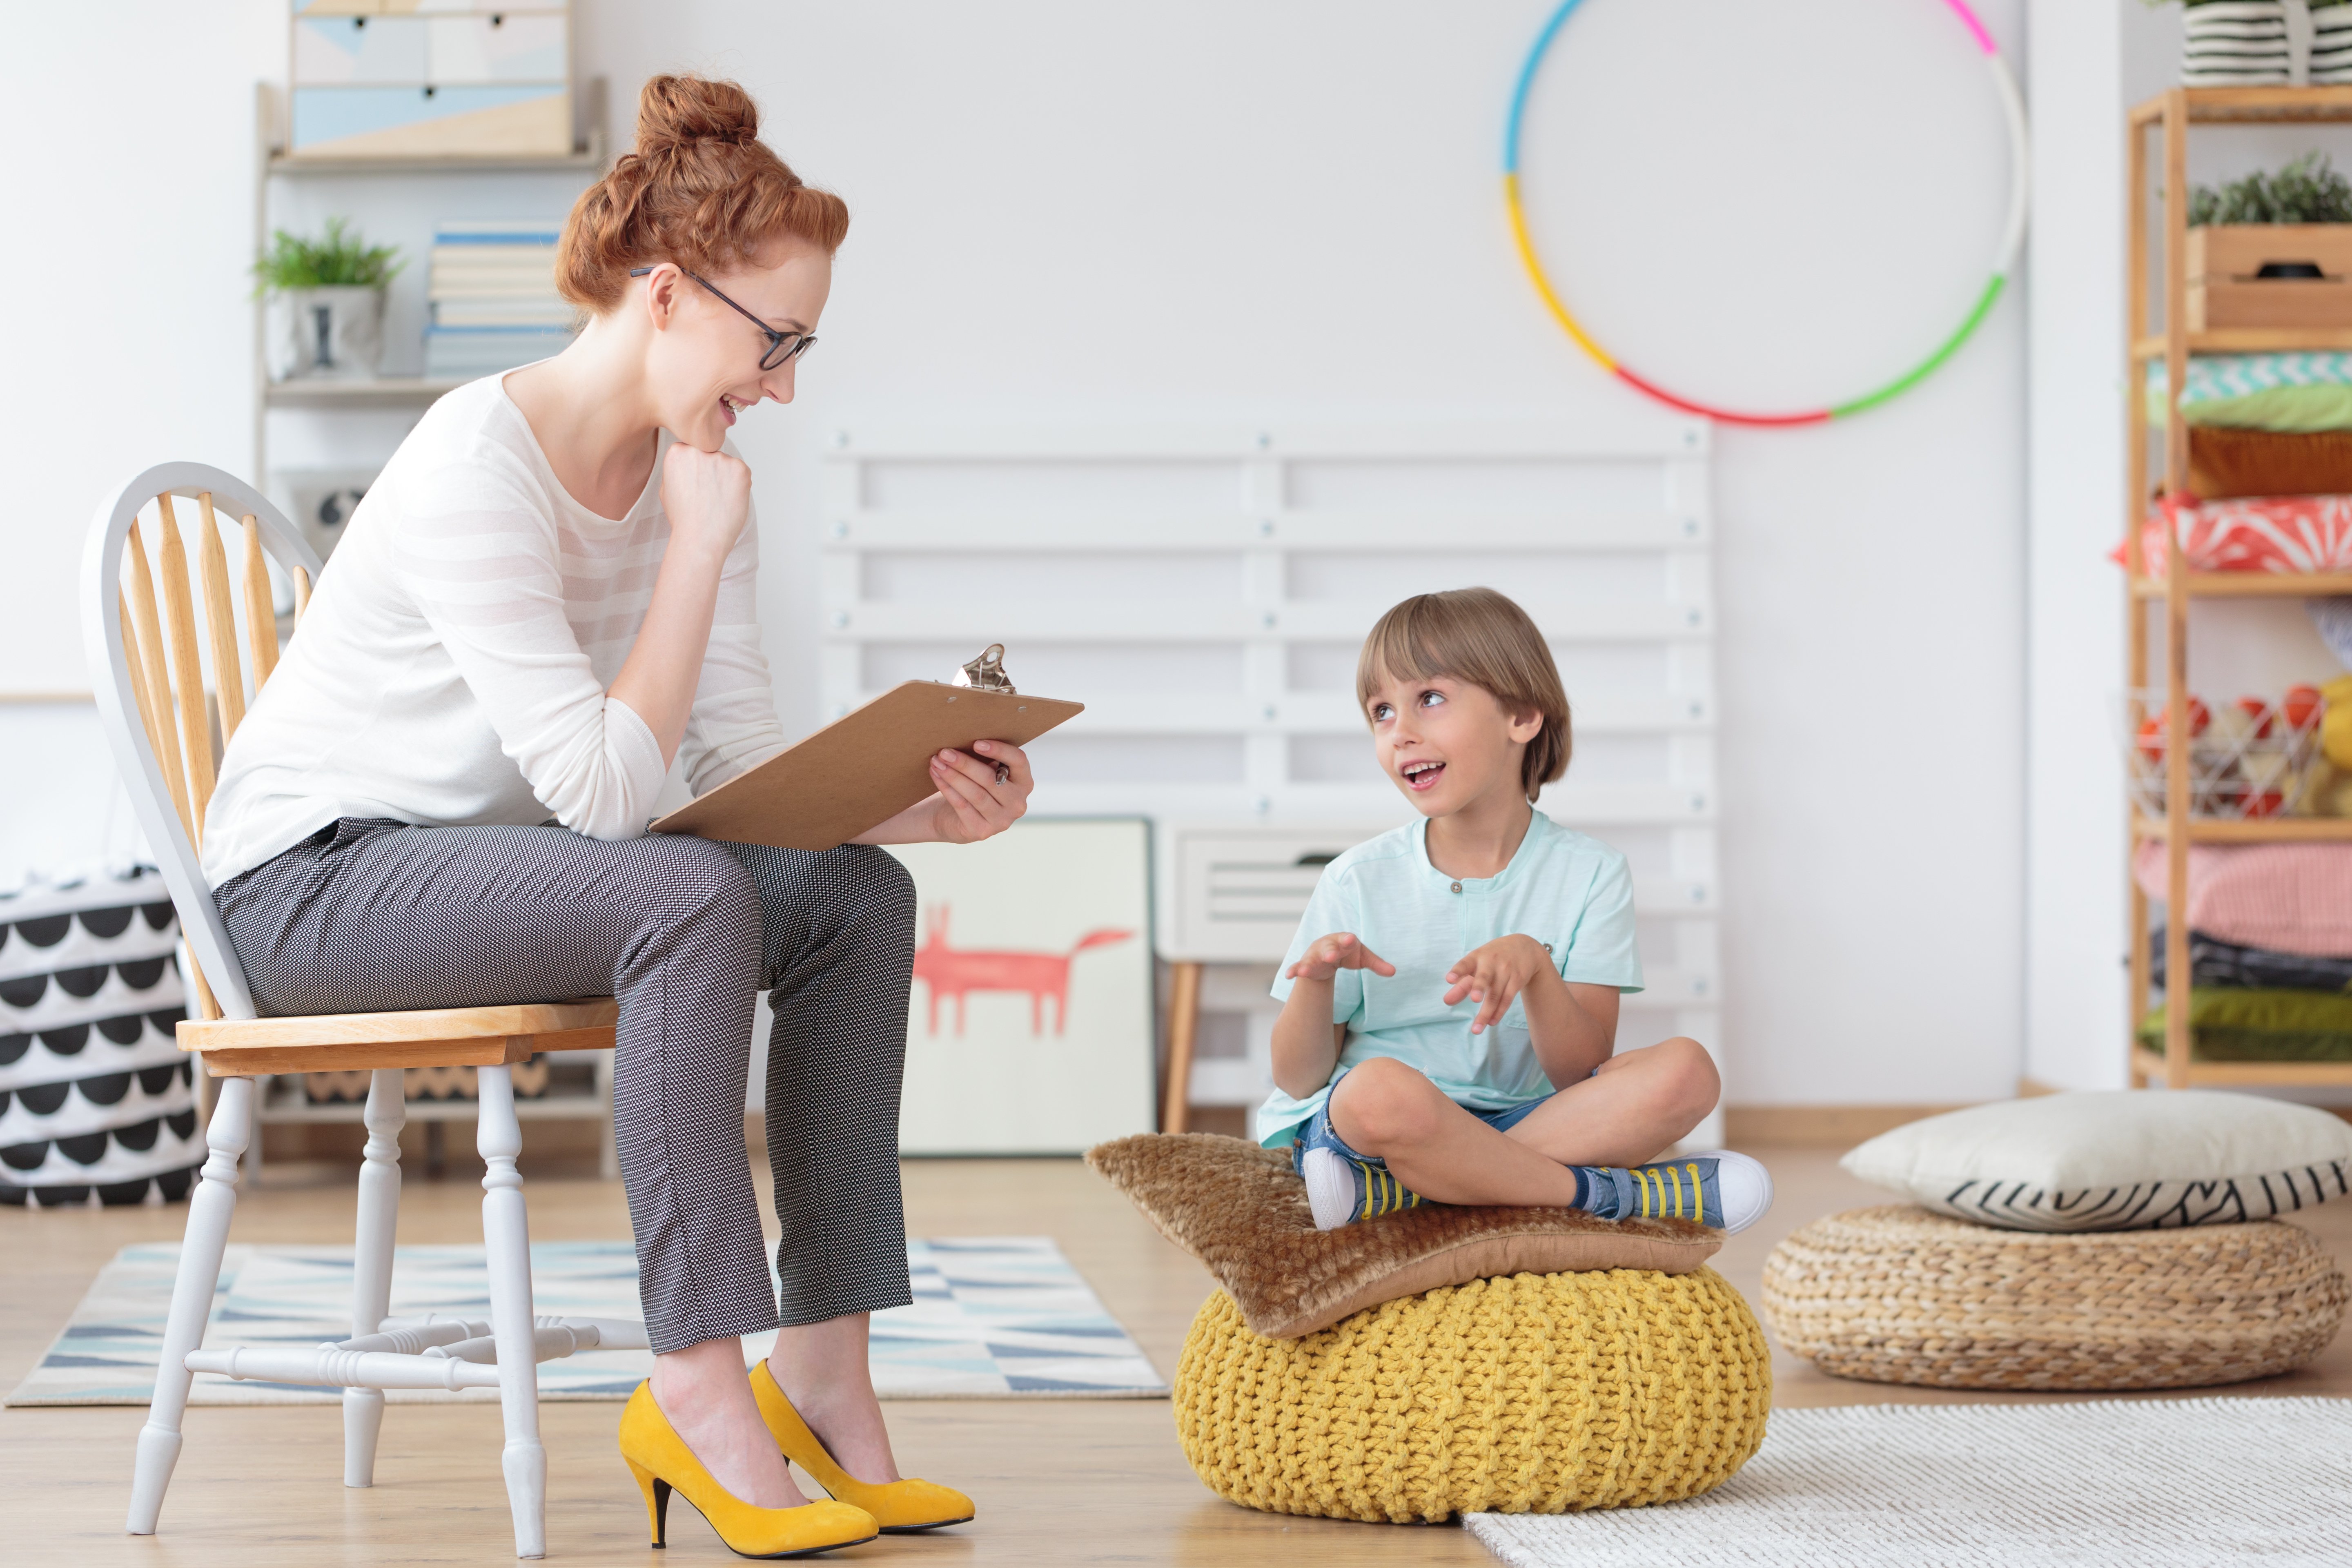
[[85, 464, 323, 1026]]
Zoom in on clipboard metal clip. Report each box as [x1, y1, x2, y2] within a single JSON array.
[[951, 644, 1017, 694]]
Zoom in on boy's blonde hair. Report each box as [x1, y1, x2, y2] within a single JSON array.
[[1356, 588, 1570, 804]]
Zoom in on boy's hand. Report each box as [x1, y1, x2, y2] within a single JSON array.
[[1445, 934, 1558, 1034], [1287, 933, 1396, 983]]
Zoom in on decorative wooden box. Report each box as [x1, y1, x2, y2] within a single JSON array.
[[287, 0, 572, 161], [2188, 224, 2352, 330]]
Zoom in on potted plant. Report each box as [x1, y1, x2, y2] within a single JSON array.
[[254, 218, 401, 382], [2186, 153, 2352, 328]]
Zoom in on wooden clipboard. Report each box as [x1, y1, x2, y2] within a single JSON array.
[[651, 653, 1082, 852]]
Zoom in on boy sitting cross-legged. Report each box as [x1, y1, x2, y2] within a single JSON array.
[[1261, 587, 1773, 1234]]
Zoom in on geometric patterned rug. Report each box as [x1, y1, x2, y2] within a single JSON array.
[[5, 1236, 1169, 1405]]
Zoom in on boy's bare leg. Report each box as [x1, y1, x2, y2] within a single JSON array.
[[1326, 1058, 1585, 1207], [1503, 1036, 1719, 1167]]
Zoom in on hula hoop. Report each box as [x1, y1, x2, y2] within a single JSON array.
[[1503, 0, 2029, 427]]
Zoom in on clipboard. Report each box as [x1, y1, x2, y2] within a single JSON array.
[[650, 646, 1083, 852]]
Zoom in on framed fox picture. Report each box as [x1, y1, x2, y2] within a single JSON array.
[[886, 817, 1156, 1155]]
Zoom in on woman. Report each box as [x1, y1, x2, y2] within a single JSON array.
[[203, 76, 1000, 1557]]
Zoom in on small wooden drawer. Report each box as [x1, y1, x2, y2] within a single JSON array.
[[2188, 224, 2352, 331], [295, 11, 565, 87]]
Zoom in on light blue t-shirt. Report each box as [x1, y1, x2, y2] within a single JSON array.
[[1255, 811, 1644, 1148]]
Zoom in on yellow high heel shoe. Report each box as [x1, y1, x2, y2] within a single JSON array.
[[618, 1382, 879, 1558], [749, 1363, 976, 1532]]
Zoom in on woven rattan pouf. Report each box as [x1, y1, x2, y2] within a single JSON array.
[[1172, 1268, 1771, 1523], [1763, 1204, 2349, 1391]]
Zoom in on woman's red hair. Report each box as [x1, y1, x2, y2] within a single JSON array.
[[558, 75, 849, 313]]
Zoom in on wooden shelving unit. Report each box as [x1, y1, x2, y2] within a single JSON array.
[[240, 80, 616, 1168], [249, 79, 609, 487], [2125, 86, 2352, 1091]]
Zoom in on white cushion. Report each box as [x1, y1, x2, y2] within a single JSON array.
[[1840, 1091, 2352, 1231]]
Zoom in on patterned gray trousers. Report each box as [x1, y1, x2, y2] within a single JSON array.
[[214, 817, 917, 1354]]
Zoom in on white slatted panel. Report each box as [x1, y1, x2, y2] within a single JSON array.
[[820, 418, 1719, 1106]]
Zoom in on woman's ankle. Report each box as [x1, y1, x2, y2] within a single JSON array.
[[653, 1344, 811, 1508], [768, 1356, 903, 1484]]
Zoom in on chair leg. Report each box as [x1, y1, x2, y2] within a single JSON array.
[[344, 1069, 405, 1489], [478, 1063, 547, 1559], [127, 1073, 255, 1536]]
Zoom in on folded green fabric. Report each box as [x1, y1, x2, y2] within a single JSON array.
[[2146, 354, 2352, 431], [2138, 986, 2352, 1062]]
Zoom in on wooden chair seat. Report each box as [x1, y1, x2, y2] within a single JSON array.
[[180, 998, 619, 1076]]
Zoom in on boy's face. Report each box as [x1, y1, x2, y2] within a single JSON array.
[[1363, 668, 1545, 818]]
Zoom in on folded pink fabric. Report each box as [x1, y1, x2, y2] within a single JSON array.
[[2132, 842, 2352, 958]]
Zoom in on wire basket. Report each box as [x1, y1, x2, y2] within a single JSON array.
[[2124, 688, 2326, 820]]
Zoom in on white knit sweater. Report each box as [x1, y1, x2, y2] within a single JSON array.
[[201, 376, 785, 887]]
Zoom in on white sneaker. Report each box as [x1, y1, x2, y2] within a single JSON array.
[[1609, 1149, 1775, 1234], [1298, 1146, 1428, 1231], [1685, 1149, 1775, 1234]]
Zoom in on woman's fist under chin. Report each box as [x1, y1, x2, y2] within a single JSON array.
[[661, 443, 753, 557]]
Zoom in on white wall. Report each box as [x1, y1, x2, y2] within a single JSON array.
[[2022, 0, 2129, 1092], [0, 0, 2034, 1107]]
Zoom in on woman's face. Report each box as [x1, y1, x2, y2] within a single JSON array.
[[639, 242, 833, 452]]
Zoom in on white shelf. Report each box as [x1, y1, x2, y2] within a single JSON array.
[[262, 377, 469, 409], [249, 1056, 616, 1179], [267, 147, 605, 178]]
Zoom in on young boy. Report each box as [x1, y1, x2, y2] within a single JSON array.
[[1262, 587, 1773, 1233]]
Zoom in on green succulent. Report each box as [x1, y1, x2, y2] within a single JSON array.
[[252, 218, 403, 296]]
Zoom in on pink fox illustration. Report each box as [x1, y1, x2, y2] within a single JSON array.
[[911, 906, 1133, 1036]]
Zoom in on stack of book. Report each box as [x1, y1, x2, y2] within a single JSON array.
[[423, 220, 576, 379]]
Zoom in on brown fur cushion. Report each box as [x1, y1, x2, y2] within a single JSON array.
[[1085, 1133, 1722, 1339]]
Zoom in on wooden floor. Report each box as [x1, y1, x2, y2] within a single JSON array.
[[4, 1143, 2349, 1565]]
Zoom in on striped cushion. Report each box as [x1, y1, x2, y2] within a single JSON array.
[[1841, 1091, 2352, 1232]]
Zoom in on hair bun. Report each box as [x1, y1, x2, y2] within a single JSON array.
[[558, 74, 846, 314], [634, 74, 761, 151]]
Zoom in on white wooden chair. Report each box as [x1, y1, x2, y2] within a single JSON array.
[[83, 464, 642, 1559]]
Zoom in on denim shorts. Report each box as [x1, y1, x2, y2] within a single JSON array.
[[1290, 1066, 1546, 1175]]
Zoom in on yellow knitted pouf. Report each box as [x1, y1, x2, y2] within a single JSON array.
[[1172, 1267, 1772, 1523]]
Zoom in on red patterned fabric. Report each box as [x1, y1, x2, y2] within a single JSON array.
[[2125, 494, 2352, 578], [2132, 842, 2352, 958]]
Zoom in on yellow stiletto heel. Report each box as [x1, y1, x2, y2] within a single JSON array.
[[750, 1363, 976, 1533], [617, 1382, 879, 1559], [626, 1457, 671, 1548]]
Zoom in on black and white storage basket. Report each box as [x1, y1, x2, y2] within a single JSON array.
[[2183, 2, 2292, 85], [2316, 2, 2352, 83], [0, 866, 199, 1208], [2181, 1, 2352, 87]]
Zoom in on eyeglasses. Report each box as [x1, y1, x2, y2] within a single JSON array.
[[629, 265, 816, 370]]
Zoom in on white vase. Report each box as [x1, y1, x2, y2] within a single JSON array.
[[2183, 1, 2292, 86], [266, 285, 385, 382]]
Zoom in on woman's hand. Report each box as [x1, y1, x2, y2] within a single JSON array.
[[924, 738, 1031, 843], [851, 739, 1033, 846], [660, 443, 753, 561]]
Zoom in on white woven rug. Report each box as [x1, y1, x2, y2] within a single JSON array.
[[1467, 1399, 2352, 1568]]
